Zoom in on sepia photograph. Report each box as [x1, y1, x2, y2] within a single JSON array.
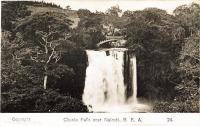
[[1, 0, 199, 113]]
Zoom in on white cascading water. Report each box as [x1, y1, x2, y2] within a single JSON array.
[[130, 56, 138, 103], [83, 49, 125, 105], [83, 48, 150, 112]]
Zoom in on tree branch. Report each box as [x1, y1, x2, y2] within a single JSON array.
[[30, 56, 37, 60], [55, 53, 61, 63], [47, 44, 56, 63], [47, 51, 55, 64], [11, 53, 21, 60], [38, 40, 45, 47]]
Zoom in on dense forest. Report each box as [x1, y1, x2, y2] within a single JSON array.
[[1, 1, 199, 112]]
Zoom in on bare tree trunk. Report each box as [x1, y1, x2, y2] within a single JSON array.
[[44, 75, 47, 90], [44, 66, 48, 90], [36, 30, 58, 90]]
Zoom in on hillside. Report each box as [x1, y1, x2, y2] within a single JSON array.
[[27, 6, 80, 28]]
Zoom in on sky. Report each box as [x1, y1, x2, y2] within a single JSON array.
[[41, 0, 200, 14]]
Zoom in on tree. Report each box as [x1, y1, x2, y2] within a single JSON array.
[[1, 1, 31, 31], [66, 5, 71, 10], [122, 8, 182, 100], [172, 3, 200, 112], [152, 3, 200, 112], [72, 12, 105, 48], [153, 34, 200, 112], [104, 5, 123, 36], [77, 9, 91, 19], [122, 10, 134, 17], [106, 4, 122, 16], [174, 35, 200, 112], [173, 2, 200, 38], [1, 4, 88, 112], [14, 12, 75, 89]]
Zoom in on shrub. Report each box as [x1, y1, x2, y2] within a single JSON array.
[[1, 86, 88, 112]]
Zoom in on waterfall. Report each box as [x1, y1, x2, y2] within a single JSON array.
[[82, 48, 139, 112], [130, 56, 137, 103]]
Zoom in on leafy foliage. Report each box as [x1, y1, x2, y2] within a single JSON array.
[[2, 86, 88, 112], [2, 1, 62, 9], [1, 1, 31, 31], [122, 8, 182, 100], [72, 10, 105, 48], [1, 1, 200, 113], [77, 9, 91, 19], [173, 2, 200, 38], [169, 3, 200, 113], [153, 98, 199, 112], [153, 3, 200, 112], [171, 35, 199, 112], [1, 2, 88, 113], [106, 4, 122, 16], [13, 12, 75, 89], [103, 5, 123, 36]]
